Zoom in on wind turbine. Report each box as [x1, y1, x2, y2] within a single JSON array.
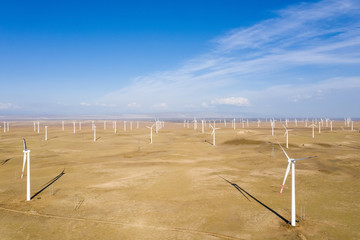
[[309, 122, 317, 138], [93, 125, 96, 142], [33, 122, 36, 132], [279, 144, 316, 226], [193, 118, 198, 130], [21, 138, 31, 201], [73, 121, 76, 134], [45, 126, 48, 141], [37, 121, 40, 134], [114, 121, 117, 134], [201, 120, 204, 134], [330, 120, 333, 132], [271, 120, 276, 136], [283, 125, 293, 149], [3, 121, 6, 133], [146, 124, 155, 144], [62, 121, 64, 131], [210, 124, 220, 146], [124, 121, 127, 131]]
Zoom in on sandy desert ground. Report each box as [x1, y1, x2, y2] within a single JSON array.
[[0, 120, 359, 239]]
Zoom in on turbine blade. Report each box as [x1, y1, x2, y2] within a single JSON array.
[[21, 152, 27, 180], [280, 162, 291, 195], [278, 143, 291, 160]]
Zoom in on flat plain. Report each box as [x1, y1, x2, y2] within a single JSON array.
[[0, 120, 359, 239]]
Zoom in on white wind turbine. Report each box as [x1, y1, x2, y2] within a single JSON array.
[[73, 121, 76, 134], [21, 138, 31, 201], [330, 120, 333, 132], [279, 144, 316, 226], [93, 125, 96, 142], [271, 120, 276, 136], [45, 126, 48, 141], [146, 124, 155, 144], [283, 125, 293, 149], [309, 121, 317, 138], [33, 122, 36, 132], [114, 121, 117, 134], [210, 124, 220, 146], [318, 121, 321, 134], [62, 121, 64, 131], [37, 121, 40, 134], [201, 120, 204, 134], [193, 118, 198, 130], [124, 121, 127, 131], [4, 121, 6, 133]]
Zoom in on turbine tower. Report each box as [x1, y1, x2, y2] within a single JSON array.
[[146, 124, 155, 144], [210, 124, 220, 146], [279, 144, 316, 226], [21, 138, 31, 201]]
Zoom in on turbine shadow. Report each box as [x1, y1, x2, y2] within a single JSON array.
[[1, 158, 12, 165], [31, 169, 65, 200], [219, 176, 290, 225]]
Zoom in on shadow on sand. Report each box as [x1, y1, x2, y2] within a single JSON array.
[[219, 176, 290, 224], [31, 169, 65, 200]]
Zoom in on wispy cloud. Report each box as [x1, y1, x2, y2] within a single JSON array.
[[0, 103, 15, 110], [98, 0, 360, 115], [210, 97, 250, 107], [127, 102, 141, 108]]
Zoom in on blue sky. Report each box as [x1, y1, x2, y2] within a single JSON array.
[[0, 0, 359, 117]]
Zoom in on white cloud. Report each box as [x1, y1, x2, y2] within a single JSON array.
[[80, 102, 91, 106], [211, 97, 250, 107], [127, 102, 141, 108], [201, 102, 209, 108], [152, 102, 168, 109], [0, 103, 13, 110]]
